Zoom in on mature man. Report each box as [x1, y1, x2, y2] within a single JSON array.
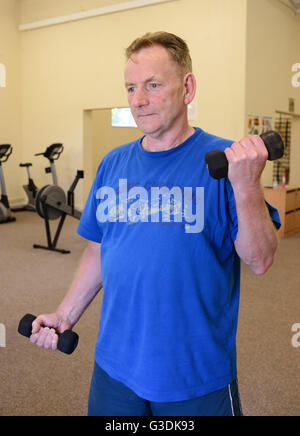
[[30, 32, 281, 416]]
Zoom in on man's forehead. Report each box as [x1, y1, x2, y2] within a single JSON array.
[[128, 44, 170, 62], [124, 45, 179, 80], [125, 46, 175, 74]]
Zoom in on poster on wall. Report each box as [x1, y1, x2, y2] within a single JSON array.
[[247, 115, 273, 135]]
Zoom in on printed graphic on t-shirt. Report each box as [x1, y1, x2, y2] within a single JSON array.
[[96, 179, 205, 234]]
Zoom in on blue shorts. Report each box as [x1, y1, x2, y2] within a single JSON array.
[[88, 361, 243, 416]]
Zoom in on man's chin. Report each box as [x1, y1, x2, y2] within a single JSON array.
[[135, 122, 162, 138]]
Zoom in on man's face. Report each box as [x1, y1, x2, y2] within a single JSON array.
[[124, 45, 187, 139]]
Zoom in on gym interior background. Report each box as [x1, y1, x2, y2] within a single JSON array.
[[0, 0, 299, 416]]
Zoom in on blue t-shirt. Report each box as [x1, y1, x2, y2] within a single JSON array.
[[77, 128, 281, 402]]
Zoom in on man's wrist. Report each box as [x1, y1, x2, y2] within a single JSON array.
[[231, 181, 263, 202], [56, 306, 77, 329]]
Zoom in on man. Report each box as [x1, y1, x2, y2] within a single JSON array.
[[30, 32, 281, 416]]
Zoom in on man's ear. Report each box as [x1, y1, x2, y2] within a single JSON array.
[[183, 73, 197, 105]]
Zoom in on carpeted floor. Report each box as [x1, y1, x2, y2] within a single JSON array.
[[0, 211, 299, 416]]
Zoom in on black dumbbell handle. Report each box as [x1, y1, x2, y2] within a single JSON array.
[[18, 314, 79, 355], [205, 131, 284, 180]]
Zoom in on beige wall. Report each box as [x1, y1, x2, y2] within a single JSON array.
[[18, 0, 139, 24], [92, 110, 141, 174], [0, 0, 22, 201], [246, 0, 300, 185]]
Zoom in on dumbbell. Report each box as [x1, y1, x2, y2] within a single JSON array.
[[18, 314, 79, 355], [205, 131, 284, 180]]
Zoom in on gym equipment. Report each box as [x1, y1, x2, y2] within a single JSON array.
[[0, 144, 16, 224], [18, 163, 38, 211], [19, 143, 64, 212], [18, 313, 79, 355], [34, 143, 64, 186], [33, 148, 84, 254], [205, 131, 284, 180]]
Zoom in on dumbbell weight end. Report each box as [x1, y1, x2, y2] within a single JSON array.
[[205, 130, 284, 180], [260, 131, 284, 161], [18, 313, 79, 355]]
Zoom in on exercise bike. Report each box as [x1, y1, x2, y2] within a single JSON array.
[[19, 163, 38, 211], [0, 144, 16, 224], [19, 143, 64, 212], [33, 145, 84, 254]]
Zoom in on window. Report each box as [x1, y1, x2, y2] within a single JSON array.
[[111, 108, 137, 128]]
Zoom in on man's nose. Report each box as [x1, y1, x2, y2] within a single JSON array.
[[132, 87, 149, 108]]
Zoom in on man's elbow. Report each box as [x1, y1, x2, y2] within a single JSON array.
[[249, 239, 278, 276], [250, 257, 274, 275]]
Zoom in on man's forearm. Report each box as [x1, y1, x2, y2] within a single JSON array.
[[56, 241, 103, 327], [233, 184, 278, 275]]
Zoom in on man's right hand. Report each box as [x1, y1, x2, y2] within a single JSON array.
[[30, 313, 73, 351]]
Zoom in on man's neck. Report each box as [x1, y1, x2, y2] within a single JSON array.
[[142, 125, 195, 152]]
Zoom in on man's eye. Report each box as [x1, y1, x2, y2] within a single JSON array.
[[127, 87, 135, 93], [150, 83, 158, 89]]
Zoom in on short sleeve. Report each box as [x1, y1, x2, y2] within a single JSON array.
[[265, 200, 281, 230], [77, 167, 103, 243], [225, 179, 238, 242], [225, 179, 282, 242]]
